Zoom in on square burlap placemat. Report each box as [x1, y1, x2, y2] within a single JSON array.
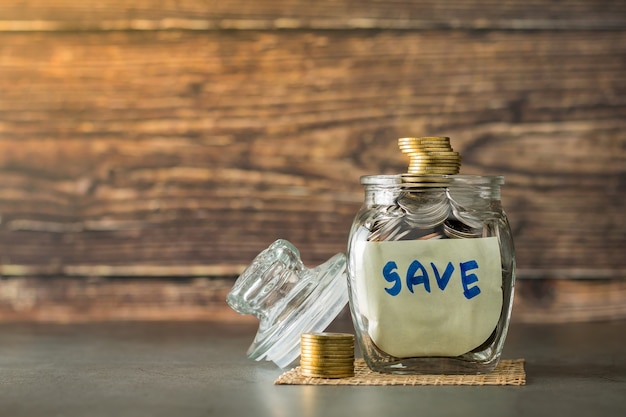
[[275, 358, 525, 386]]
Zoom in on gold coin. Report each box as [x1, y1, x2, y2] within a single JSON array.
[[398, 136, 462, 175], [424, 151, 459, 156], [300, 367, 354, 374], [300, 373, 354, 379], [300, 351, 354, 357], [407, 165, 456, 169], [300, 361, 354, 368], [399, 139, 446, 144], [408, 167, 459, 173], [408, 169, 458, 175], [301, 355, 354, 362], [300, 366, 355, 374], [415, 144, 451, 148], [412, 159, 458, 163], [399, 136, 449, 142], [401, 146, 451, 151], [301, 353, 353, 360], [300, 340, 354, 346], [404, 155, 438, 160], [408, 165, 455, 169], [398, 142, 448, 149], [300, 356, 354, 365], [413, 163, 461, 168], [407, 172, 458, 176], [300, 336, 354, 343], [301, 354, 354, 361], [419, 139, 450, 144], [408, 156, 459, 163], [408, 167, 460, 172], [410, 155, 449, 161], [301, 351, 354, 357], [300, 370, 354, 379], [300, 369, 354, 378], [409, 158, 452, 163], [300, 367, 355, 374], [301, 337, 353, 343], [300, 362, 354, 370], [418, 136, 450, 141], [418, 145, 451, 149], [300, 346, 354, 354], [300, 364, 354, 372], [424, 154, 460, 159], [300, 339, 354, 346]]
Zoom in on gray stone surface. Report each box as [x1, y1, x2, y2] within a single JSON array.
[[0, 319, 625, 417]]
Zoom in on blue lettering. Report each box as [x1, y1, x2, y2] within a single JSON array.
[[431, 261, 454, 291], [382, 261, 402, 296], [460, 260, 481, 299], [406, 260, 431, 294], [382, 259, 483, 298]]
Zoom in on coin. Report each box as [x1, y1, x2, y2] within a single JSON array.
[[299, 369, 355, 378], [409, 165, 459, 171], [399, 136, 449, 143], [443, 219, 483, 239], [300, 368, 354, 375], [408, 169, 459, 175], [300, 350, 353, 356], [300, 346, 354, 354], [300, 358, 354, 365], [300, 357, 354, 364], [302, 350, 354, 362], [398, 136, 462, 175], [299, 332, 355, 379], [300, 361, 355, 369], [300, 350, 354, 356], [301, 337, 354, 347], [300, 351, 353, 358], [300, 362, 355, 369], [300, 369, 354, 378], [300, 337, 354, 345], [408, 163, 460, 169]]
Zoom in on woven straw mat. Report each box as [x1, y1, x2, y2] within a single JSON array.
[[275, 358, 525, 386]]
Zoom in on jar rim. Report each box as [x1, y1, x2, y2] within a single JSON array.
[[360, 174, 504, 186]]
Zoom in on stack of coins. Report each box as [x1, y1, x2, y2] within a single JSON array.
[[398, 137, 462, 175], [300, 333, 355, 378]]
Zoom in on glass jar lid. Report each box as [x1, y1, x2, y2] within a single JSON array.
[[226, 240, 348, 368]]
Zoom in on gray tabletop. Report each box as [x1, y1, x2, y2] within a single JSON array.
[[1, 317, 625, 417]]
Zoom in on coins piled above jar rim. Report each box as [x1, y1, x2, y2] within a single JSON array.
[[300, 333, 355, 378], [398, 137, 462, 175]]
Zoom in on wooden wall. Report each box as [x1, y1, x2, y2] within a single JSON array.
[[0, 0, 624, 322]]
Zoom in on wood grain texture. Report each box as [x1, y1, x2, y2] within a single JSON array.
[[0, 0, 624, 31], [0, 277, 624, 323], [1, 28, 624, 278], [0, 276, 252, 322]]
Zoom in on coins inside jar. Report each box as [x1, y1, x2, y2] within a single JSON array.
[[299, 333, 355, 378]]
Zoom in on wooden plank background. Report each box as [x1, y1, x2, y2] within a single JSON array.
[[0, 0, 624, 322]]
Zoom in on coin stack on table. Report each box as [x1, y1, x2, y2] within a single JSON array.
[[299, 333, 355, 378]]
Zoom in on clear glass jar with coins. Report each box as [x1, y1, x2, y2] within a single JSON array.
[[347, 137, 516, 374]]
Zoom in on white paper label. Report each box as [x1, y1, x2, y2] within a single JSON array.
[[359, 237, 502, 357]]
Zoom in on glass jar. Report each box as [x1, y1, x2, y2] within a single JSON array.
[[347, 173, 516, 374]]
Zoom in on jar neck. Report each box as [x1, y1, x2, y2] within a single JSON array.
[[361, 174, 504, 206], [364, 185, 401, 206]]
